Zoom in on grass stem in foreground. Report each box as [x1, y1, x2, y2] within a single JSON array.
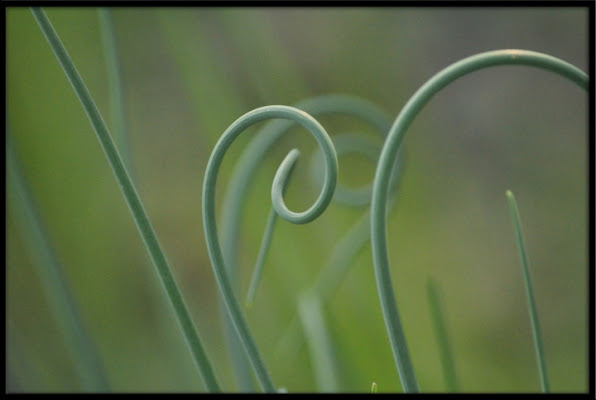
[[30, 7, 220, 392]]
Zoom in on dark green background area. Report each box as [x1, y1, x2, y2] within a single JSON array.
[[6, 7, 588, 392]]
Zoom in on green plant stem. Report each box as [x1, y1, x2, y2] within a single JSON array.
[[506, 190, 550, 392], [426, 278, 459, 392], [245, 207, 279, 308], [217, 95, 392, 390], [220, 95, 392, 282], [8, 133, 110, 392], [370, 49, 588, 393], [30, 7, 221, 392], [203, 105, 339, 392]]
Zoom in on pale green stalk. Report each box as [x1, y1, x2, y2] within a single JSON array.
[[30, 8, 220, 392], [245, 207, 279, 308], [506, 190, 549, 392], [297, 291, 341, 392]]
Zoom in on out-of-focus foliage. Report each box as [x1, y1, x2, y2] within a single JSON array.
[[6, 7, 588, 392]]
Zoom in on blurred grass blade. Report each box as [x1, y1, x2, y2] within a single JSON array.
[[8, 133, 110, 391], [506, 190, 549, 392], [426, 278, 459, 392], [273, 211, 371, 365], [30, 7, 221, 392], [297, 291, 341, 392], [98, 8, 134, 180]]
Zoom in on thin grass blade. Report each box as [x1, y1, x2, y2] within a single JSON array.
[[246, 206, 278, 308], [506, 190, 550, 392], [297, 292, 341, 392], [30, 7, 220, 392]]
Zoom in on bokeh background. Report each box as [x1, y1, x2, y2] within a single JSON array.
[[6, 6, 589, 393]]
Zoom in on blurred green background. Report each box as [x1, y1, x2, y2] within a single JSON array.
[[6, 6, 588, 393]]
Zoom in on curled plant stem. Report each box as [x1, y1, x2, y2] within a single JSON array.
[[203, 105, 338, 392], [370, 49, 588, 393], [506, 190, 549, 392], [217, 95, 392, 390], [219, 95, 392, 280], [30, 8, 221, 392]]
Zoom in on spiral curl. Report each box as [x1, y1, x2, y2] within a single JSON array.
[[216, 95, 396, 390], [202, 105, 338, 392]]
